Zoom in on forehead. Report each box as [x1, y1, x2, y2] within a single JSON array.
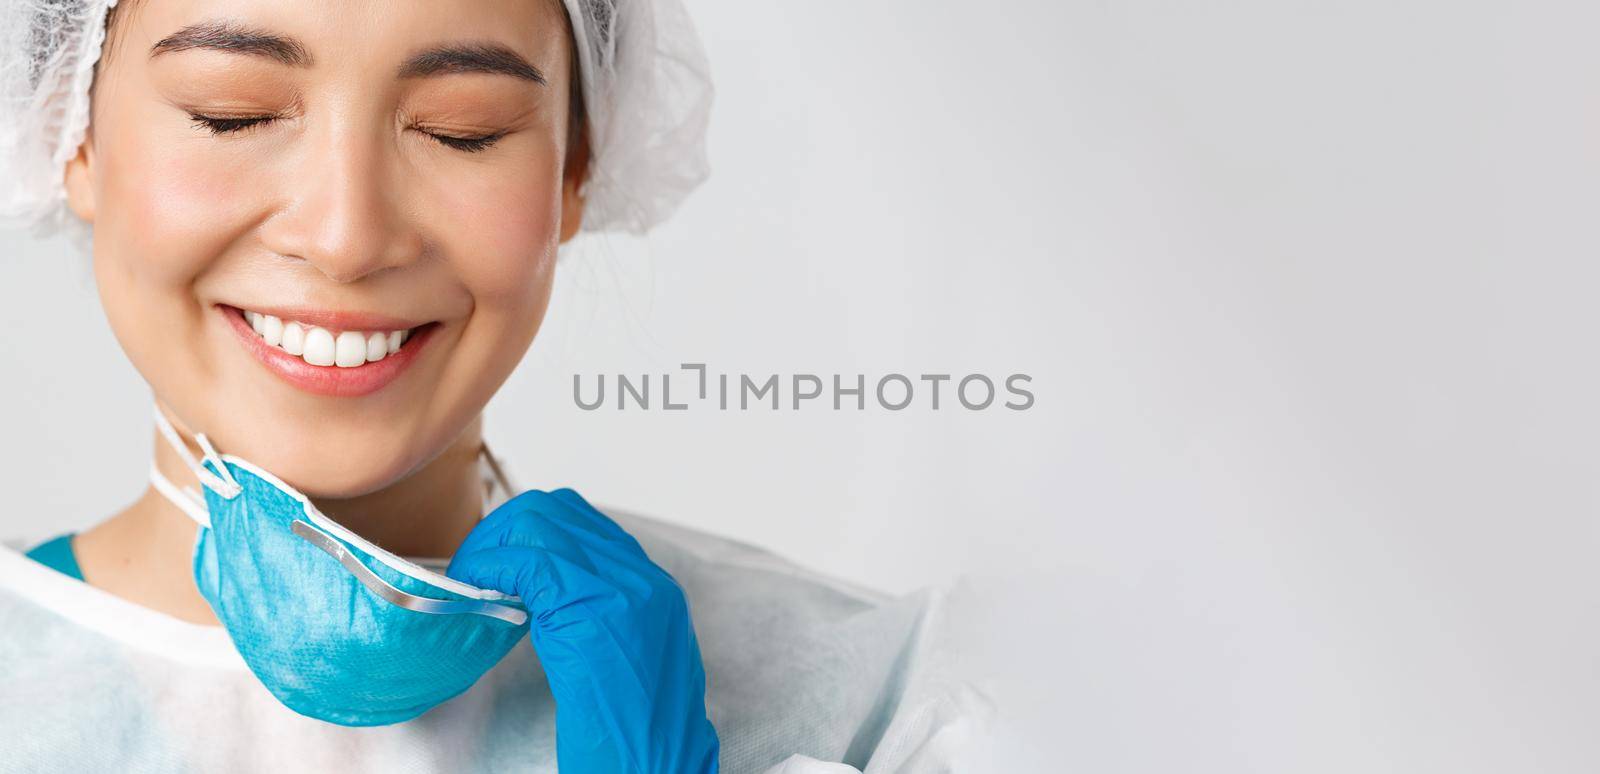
[[105, 0, 573, 82]]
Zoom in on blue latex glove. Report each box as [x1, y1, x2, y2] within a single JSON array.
[[446, 488, 720, 773]]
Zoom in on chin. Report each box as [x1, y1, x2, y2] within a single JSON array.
[[221, 418, 435, 501], [270, 457, 411, 501]]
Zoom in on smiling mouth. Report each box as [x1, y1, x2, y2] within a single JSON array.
[[220, 305, 438, 398], [240, 308, 419, 368]]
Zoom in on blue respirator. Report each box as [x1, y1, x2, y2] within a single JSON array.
[[149, 406, 529, 727]]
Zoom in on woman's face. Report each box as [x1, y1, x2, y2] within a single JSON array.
[[64, 0, 585, 497]]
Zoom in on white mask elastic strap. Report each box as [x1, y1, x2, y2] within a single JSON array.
[[149, 461, 212, 528], [152, 405, 241, 498]]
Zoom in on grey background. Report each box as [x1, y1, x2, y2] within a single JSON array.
[[2, 1, 1596, 771]]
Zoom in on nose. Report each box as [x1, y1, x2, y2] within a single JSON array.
[[259, 117, 424, 284]]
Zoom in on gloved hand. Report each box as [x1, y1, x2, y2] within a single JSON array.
[[447, 488, 720, 773]]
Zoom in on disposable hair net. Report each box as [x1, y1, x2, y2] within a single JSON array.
[[0, 0, 713, 250]]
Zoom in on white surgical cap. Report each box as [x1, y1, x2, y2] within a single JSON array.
[[0, 0, 714, 249]]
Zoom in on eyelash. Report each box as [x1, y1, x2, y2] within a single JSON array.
[[186, 114, 505, 153]]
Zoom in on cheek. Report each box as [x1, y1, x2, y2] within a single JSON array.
[[440, 155, 565, 312], [90, 109, 247, 376], [98, 113, 252, 286]]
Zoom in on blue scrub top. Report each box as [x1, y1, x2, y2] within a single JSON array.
[[25, 533, 83, 581]]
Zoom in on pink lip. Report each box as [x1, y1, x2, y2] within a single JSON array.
[[219, 305, 436, 398]]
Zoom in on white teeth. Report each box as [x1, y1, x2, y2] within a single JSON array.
[[242, 309, 414, 369], [334, 331, 368, 368], [281, 323, 305, 356], [365, 332, 388, 363], [302, 327, 337, 367], [261, 315, 284, 347]]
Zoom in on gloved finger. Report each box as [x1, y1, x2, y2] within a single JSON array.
[[452, 510, 673, 625], [538, 488, 646, 551], [450, 491, 540, 561], [451, 490, 595, 569], [549, 487, 639, 545], [457, 489, 636, 560], [448, 543, 638, 616], [444, 544, 551, 602], [451, 544, 719, 774]]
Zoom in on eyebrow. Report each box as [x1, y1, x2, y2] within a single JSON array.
[[148, 21, 548, 85], [149, 21, 310, 66]]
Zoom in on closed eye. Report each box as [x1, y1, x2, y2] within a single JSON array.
[[187, 114, 505, 153], [189, 114, 273, 135], [427, 131, 504, 153]]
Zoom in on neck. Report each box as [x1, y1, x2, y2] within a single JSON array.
[[313, 416, 489, 558], [73, 413, 490, 626]]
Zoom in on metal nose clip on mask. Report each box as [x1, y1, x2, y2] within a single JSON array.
[[147, 407, 531, 727]]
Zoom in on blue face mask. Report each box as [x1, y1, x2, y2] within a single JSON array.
[[149, 406, 530, 727]]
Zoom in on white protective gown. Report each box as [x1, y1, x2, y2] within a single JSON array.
[[0, 458, 991, 773]]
